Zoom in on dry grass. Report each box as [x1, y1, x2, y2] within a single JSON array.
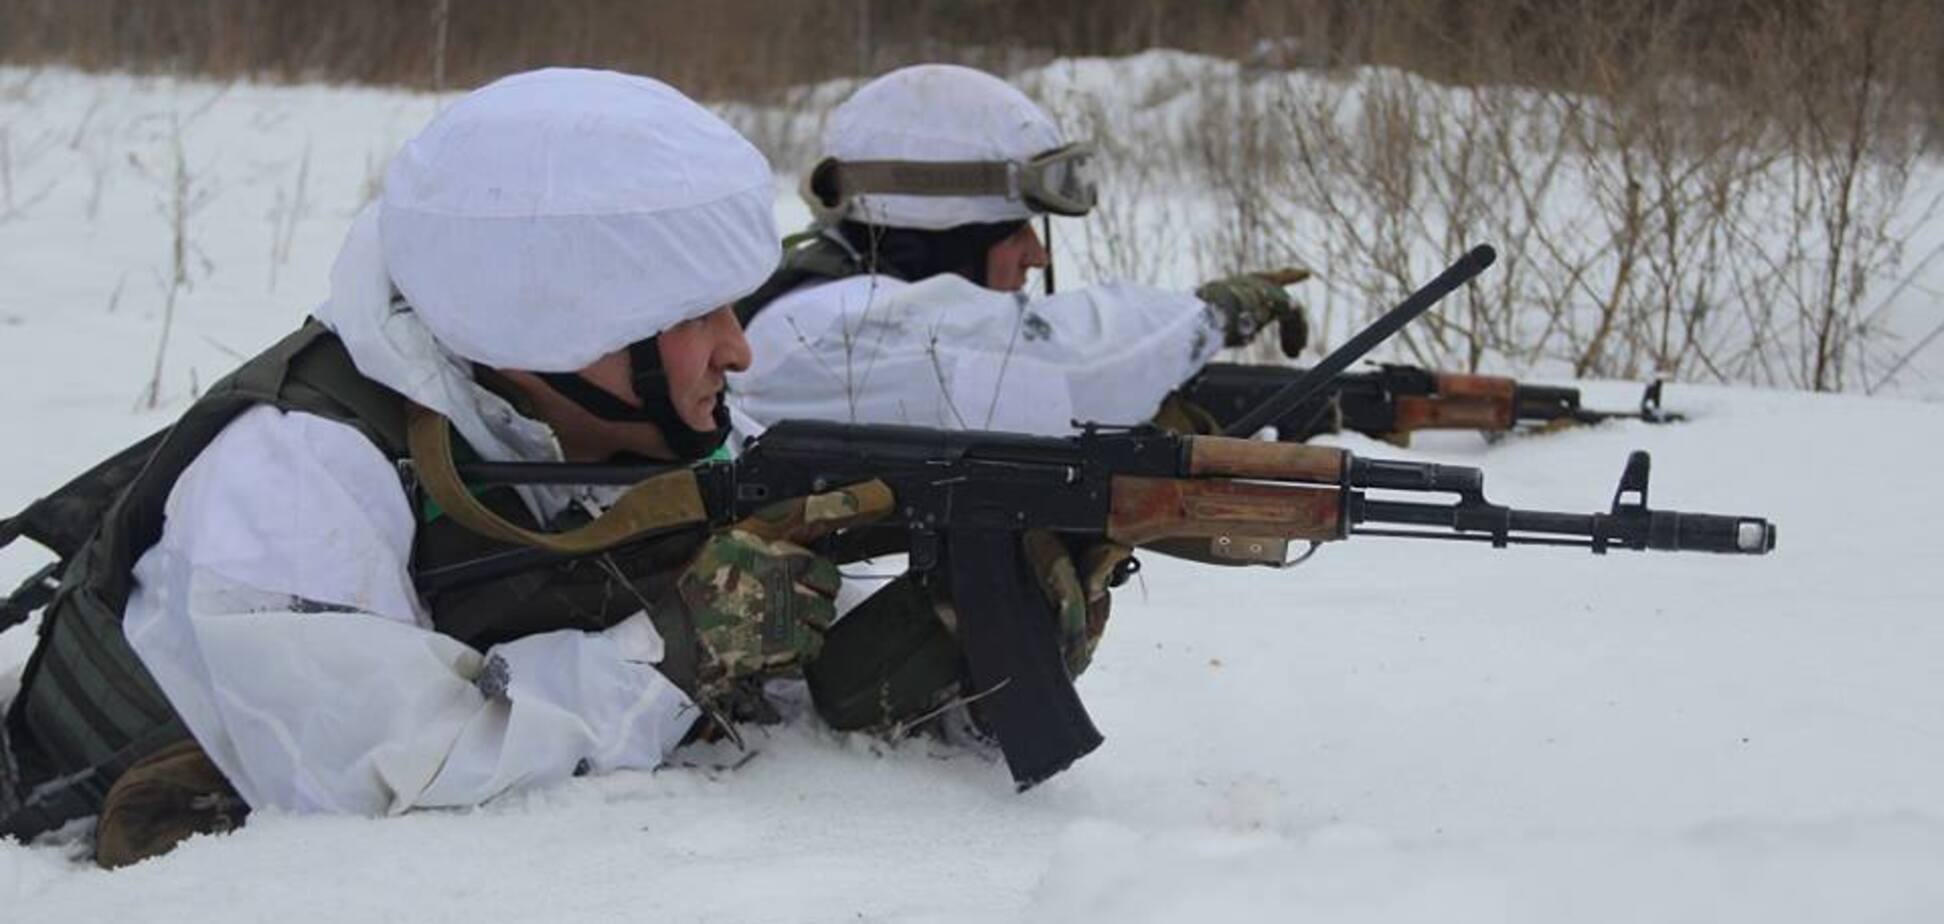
[[1216, 0, 1944, 392], [6, 1, 1934, 111], [3, 0, 1939, 392]]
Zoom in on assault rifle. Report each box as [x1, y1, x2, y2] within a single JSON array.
[[1179, 361, 1683, 444], [413, 246, 1777, 790]]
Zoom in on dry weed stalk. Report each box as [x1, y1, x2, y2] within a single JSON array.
[[3, 0, 1937, 395], [1168, 0, 1937, 392], [138, 113, 214, 410], [265, 136, 311, 292]]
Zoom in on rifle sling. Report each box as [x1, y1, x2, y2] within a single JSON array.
[[405, 403, 707, 554]]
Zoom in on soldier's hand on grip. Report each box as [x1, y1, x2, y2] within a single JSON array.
[[676, 482, 891, 707], [679, 526, 839, 705]]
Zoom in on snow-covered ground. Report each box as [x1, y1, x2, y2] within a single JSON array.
[[3, 64, 1943, 922]]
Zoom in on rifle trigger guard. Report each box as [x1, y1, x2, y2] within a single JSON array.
[[1282, 541, 1322, 569]]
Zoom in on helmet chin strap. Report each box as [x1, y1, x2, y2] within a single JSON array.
[[535, 336, 730, 462], [1042, 213, 1056, 296]]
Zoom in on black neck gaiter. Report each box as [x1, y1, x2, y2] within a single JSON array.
[[836, 219, 1026, 287]]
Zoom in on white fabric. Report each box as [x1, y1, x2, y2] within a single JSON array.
[[124, 407, 695, 814], [118, 68, 782, 815], [319, 204, 580, 523], [728, 270, 1226, 435], [817, 64, 1065, 230], [381, 68, 779, 371]]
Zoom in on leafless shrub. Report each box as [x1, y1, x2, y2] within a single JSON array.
[[356, 145, 385, 211], [1037, 83, 1187, 289], [1727, 0, 1939, 392], [1163, 0, 1940, 392], [84, 144, 113, 222], [103, 270, 126, 314], [3, 0, 1939, 395], [0, 121, 61, 220], [428, 0, 450, 93], [133, 113, 215, 410], [1, 126, 11, 216], [265, 136, 310, 292]]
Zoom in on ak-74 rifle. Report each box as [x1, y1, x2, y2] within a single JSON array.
[[1178, 361, 1683, 445], [409, 245, 1777, 791]]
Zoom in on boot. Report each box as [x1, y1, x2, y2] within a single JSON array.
[[94, 738, 247, 868]]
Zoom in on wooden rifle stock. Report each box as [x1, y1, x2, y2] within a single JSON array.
[[1107, 477, 1343, 555], [1390, 372, 1519, 433], [1184, 435, 1343, 481]]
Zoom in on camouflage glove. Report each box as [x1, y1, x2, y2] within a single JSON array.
[[1197, 268, 1311, 354], [1151, 392, 1224, 435], [678, 528, 840, 706], [1022, 530, 1134, 677], [675, 481, 892, 710]]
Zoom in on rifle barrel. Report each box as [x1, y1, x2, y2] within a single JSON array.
[[1353, 496, 1775, 554]]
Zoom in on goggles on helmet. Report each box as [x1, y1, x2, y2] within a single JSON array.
[[807, 142, 1098, 218]]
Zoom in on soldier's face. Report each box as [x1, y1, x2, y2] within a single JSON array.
[[983, 222, 1049, 292], [655, 305, 752, 432], [499, 307, 749, 462]]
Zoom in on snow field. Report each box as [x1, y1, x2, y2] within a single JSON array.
[[2, 63, 1941, 922]]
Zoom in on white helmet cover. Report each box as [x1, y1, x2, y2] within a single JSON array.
[[818, 64, 1065, 231], [380, 68, 779, 371]]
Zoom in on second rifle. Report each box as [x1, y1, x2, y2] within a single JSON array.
[[1179, 362, 1682, 444]]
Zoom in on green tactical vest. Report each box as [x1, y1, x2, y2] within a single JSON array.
[[731, 233, 868, 329], [0, 321, 702, 840]]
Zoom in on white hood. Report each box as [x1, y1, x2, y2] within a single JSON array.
[[379, 67, 780, 372], [318, 204, 578, 518], [817, 64, 1065, 230], [317, 67, 781, 516]]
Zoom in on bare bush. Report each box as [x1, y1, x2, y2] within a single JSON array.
[[5, 1, 1936, 128], [1731, 0, 1938, 392], [0, 119, 61, 220], [1036, 80, 1189, 290], [3, 0, 1939, 394], [134, 113, 215, 410], [264, 136, 310, 292], [1164, 0, 1940, 392]]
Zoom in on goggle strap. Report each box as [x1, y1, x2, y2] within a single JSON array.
[[821, 159, 1015, 202]]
